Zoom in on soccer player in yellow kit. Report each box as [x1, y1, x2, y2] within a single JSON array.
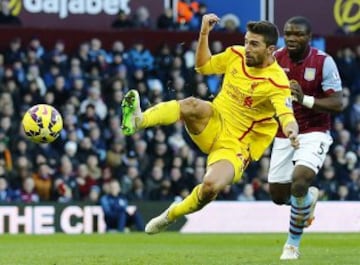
[[121, 13, 299, 234]]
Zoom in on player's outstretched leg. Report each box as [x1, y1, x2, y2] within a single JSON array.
[[121, 89, 142, 136], [145, 203, 176, 235], [280, 186, 319, 260]]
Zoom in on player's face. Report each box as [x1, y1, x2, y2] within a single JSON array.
[[284, 23, 311, 56], [244, 32, 273, 67]]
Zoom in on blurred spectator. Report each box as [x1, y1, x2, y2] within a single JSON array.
[[86, 154, 102, 181], [318, 166, 338, 200], [19, 177, 39, 203], [32, 163, 53, 201], [125, 41, 154, 72], [28, 37, 45, 60], [237, 183, 256, 201], [219, 13, 242, 33], [157, 8, 178, 30], [76, 163, 97, 200], [106, 138, 126, 169], [47, 40, 68, 70], [188, 2, 207, 30], [53, 155, 78, 201], [81, 82, 107, 117], [88, 185, 101, 203], [132, 6, 152, 29], [0, 0, 21, 25], [64, 140, 80, 168], [100, 179, 144, 232], [0, 176, 15, 202], [177, 0, 199, 30], [111, 9, 134, 29], [4, 37, 24, 64]]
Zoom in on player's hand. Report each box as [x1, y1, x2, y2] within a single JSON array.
[[290, 80, 304, 103], [287, 130, 299, 149], [284, 121, 299, 149], [200, 13, 220, 35]]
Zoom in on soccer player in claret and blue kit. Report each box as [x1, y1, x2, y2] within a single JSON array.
[[268, 16, 343, 260]]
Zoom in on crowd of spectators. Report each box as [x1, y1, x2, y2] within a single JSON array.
[[0, 5, 360, 204], [111, 1, 243, 34]]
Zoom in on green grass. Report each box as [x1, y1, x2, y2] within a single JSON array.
[[0, 233, 358, 265]]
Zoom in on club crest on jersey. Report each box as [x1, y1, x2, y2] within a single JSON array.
[[304, 68, 316, 81]]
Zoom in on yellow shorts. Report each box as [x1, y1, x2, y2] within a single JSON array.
[[187, 103, 250, 183]]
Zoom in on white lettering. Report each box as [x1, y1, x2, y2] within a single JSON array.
[[24, 0, 42, 12], [43, 0, 59, 13], [0, 206, 17, 234], [23, 0, 131, 19], [103, 0, 119, 15], [83, 206, 106, 234], [12, 207, 32, 234], [60, 206, 83, 234], [60, 0, 68, 18], [69, 0, 85, 14], [34, 206, 55, 234], [86, 0, 102, 15]]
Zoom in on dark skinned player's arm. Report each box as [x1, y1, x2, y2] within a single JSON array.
[[312, 91, 343, 113]]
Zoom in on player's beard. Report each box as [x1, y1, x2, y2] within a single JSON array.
[[246, 53, 265, 67]]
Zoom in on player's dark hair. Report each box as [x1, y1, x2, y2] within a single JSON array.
[[285, 16, 312, 34], [247, 21, 279, 47]]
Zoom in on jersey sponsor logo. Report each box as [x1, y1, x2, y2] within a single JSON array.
[[304, 67, 316, 81]]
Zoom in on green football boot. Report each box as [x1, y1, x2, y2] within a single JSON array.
[[121, 89, 142, 136]]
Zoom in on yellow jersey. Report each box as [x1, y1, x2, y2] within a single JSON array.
[[196, 45, 293, 160]]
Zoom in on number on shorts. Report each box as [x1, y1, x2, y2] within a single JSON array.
[[317, 142, 325, 155]]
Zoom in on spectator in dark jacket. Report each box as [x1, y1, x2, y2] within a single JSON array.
[[100, 179, 144, 232]]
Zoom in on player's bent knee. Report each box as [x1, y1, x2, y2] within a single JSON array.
[[180, 97, 208, 118]]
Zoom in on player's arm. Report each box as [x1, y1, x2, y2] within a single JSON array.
[[291, 56, 343, 113], [195, 13, 220, 68], [271, 83, 299, 148], [278, 114, 299, 148]]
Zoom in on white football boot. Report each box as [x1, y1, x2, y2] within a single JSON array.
[[280, 244, 300, 260], [145, 204, 176, 235]]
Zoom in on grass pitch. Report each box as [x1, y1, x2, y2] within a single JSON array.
[[0, 233, 358, 265]]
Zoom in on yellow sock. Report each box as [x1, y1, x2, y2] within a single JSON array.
[[168, 184, 212, 221], [140, 100, 180, 129]]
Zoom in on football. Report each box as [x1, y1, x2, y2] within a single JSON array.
[[22, 104, 63, 143]]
